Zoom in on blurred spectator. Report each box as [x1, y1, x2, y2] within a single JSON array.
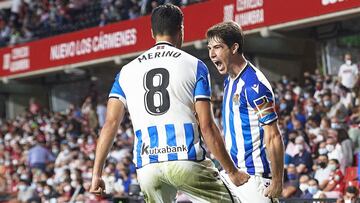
[[322, 159, 345, 198], [337, 128, 354, 168], [314, 154, 332, 190], [29, 97, 41, 115], [337, 185, 359, 203], [17, 178, 37, 202], [282, 164, 301, 198], [308, 178, 325, 199], [291, 136, 313, 174], [326, 131, 344, 164], [28, 134, 55, 171], [96, 100, 107, 128], [299, 174, 311, 198], [338, 53, 359, 93], [327, 93, 348, 122]]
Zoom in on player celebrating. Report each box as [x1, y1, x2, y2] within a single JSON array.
[[207, 21, 284, 203], [90, 4, 249, 203]]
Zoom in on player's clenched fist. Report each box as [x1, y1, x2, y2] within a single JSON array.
[[228, 170, 250, 187], [89, 176, 106, 195]]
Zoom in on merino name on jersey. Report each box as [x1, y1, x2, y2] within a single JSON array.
[[137, 50, 181, 63]]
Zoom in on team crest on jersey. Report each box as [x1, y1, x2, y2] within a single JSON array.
[[253, 96, 275, 119], [233, 94, 240, 106]]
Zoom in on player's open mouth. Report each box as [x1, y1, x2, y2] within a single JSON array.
[[213, 60, 224, 71], [214, 61, 222, 67]]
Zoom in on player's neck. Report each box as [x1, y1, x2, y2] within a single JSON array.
[[228, 54, 247, 79], [155, 35, 180, 48]]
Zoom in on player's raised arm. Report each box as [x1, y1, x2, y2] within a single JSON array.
[[90, 98, 125, 195], [195, 100, 250, 186]]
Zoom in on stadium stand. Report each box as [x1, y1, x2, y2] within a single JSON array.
[[0, 71, 359, 202], [0, 0, 205, 47]]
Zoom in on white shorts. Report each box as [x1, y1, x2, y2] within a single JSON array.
[[136, 159, 240, 203], [220, 170, 278, 203]]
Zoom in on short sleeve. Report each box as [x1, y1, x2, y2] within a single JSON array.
[[245, 82, 277, 125], [194, 60, 211, 101], [109, 72, 127, 106]]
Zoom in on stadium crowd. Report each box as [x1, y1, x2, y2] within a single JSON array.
[[0, 65, 359, 202], [0, 0, 204, 47]]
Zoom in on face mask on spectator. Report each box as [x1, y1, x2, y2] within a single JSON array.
[[52, 148, 59, 155], [345, 200, 353, 203], [88, 139, 94, 145], [280, 103, 287, 111], [334, 175, 340, 181], [64, 185, 72, 192], [64, 148, 70, 154], [306, 105, 314, 113], [323, 100, 332, 108], [285, 94, 292, 100], [299, 183, 309, 192], [318, 161, 327, 169], [304, 93, 310, 99], [318, 148, 328, 155], [70, 174, 77, 180], [346, 60, 352, 65], [71, 181, 78, 188], [295, 144, 304, 152], [37, 186, 43, 193], [326, 144, 335, 152], [43, 189, 50, 196], [331, 123, 341, 129], [308, 186, 318, 195], [18, 184, 26, 191], [329, 164, 337, 171], [46, 178, 54, 186], [287, 173, 297, 180]]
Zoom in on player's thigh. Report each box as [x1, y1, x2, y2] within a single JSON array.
[[137, 163, 177, 203], [166, 159, 236, 203], [220, 171, 273, 203]]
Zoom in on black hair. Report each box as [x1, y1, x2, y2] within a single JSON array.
[[151, 4, 183, 36]]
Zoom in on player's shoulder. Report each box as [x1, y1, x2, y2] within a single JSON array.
[[242, 63, 272, 91], [241, 62, 260, 84]]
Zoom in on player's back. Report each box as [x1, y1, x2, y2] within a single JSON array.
[[110, 42, 210, 168]]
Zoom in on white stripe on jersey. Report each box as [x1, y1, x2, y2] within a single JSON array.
[[233, 79, 246, 170], [174, 123, 188, 160]]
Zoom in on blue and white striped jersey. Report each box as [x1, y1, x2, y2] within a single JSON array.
[[222, 62, 278, 177], [109, 42, 210, 168]]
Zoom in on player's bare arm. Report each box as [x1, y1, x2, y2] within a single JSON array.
[[263, 121, 284, 198], [195, 100, 250, 186], [90, 99, 125, 195]]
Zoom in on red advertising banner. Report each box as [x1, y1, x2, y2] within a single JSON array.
[[1, 0, 360, 78], [0, 1, 223, 78], [222, 0, 360, 30]]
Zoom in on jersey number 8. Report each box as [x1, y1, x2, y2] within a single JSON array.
[[143, 68, 170, 115]]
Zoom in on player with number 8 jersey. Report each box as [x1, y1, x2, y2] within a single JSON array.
[[109, 42, 210, 167], [90, 4, 250, 203]]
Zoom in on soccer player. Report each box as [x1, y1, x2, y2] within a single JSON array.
[[90, 4, 249, 203], [206, 21, 284, 203]]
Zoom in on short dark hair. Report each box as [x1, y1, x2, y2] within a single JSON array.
[[151, 4, 183, 36], [206, 21, 244, 54], [346, 186, 359, 195]]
